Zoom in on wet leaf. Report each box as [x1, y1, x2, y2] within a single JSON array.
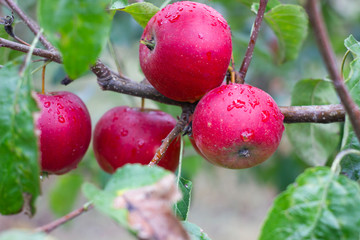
[[286, 79, 340, 166], [83, 164, 189, 239], [264, 4, 308, 63], [183, 221, 212, 240], [0, 230, 54, 240], [111, 2, 159, 28], [174, 177, 192, 221], [37, 0, 113, 79], [0, 62, 40, 215], [259, 167, 360, 240]]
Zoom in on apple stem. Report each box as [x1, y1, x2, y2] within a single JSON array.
[[141, 97, 145, 111], [41, 64, 46, 94], [140, 39, 155, 51]]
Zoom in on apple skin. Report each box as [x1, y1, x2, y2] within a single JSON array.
[[192, 83, 284, 169], [93, 106, 181, 173], [139, 1, 232, 102], [35, 91, 92, 175]]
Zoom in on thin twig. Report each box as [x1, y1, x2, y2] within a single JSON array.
[[306, 0, 360, 142], [4, 0, 54, 50], [149, 106, 194, 167], [238, 0, 268, 82], [35, 203, 94, 234]]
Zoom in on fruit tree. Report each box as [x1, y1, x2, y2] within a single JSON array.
[[1, 0, 360, 239]]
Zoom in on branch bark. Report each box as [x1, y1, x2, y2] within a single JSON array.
[[306, 0, 360, 141], [4, 0, 55, 50], [238, 0, 268, 82]]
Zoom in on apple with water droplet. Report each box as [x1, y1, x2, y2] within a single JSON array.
[[192, 83, 284, 169], [93, 106, 181, 173], [139, 1, 232, 102], [35, 91, 92, 174]]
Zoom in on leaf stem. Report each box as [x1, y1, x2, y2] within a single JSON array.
[[238, 0, 268, 82], [331, 149, 360, 174]]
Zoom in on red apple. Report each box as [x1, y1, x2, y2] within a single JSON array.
[[192, 83, 284, 169], [93, 106, 180, 173], [139, 1, 232, 102], [35, 91, 92, 174]]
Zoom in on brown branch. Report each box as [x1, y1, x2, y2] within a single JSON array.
[[306, 0, 360, 141], [0, 37, 347, 124], [35, 203, 94, 234], [4, 0, 55, 50], [281, 104, 345, 123], [148, 106, 194, 167], [0, 37, 61, 63], [238, 0, 268, 82]]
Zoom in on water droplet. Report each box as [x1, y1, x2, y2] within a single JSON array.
[[267, 98, 274, 107], [138, 139, 145, 148], [249, 98, 260, 109], [241, 130, 254, 142], [261, 110, 270, 122], [227, 105, 234, 111], [58, 115, 65, 123], [247, 86, 255, 94], [112, 116, 119, 122], [121, 129, 128, 137], [228, 92, 233, 96], [211, 22, 217, 26], [217, 17, 228, 29], [169, 14, 180, 23], [233, 99, 246, 108], [177, 7, 183, 11], [157, 19, 164, 26], [56, 109, 61, 115], [198, 33, 204, 39], [57, 103, 64, 109], [165, 12, 172, 18], [44, 102, 51, 108]]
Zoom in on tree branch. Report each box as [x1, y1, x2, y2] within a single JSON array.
[[35, 203, 94, 234], [306, 0, 360, 141], [149, 105, 194, 167], [0, 37, 346, 124], [281, 104, 345, 123], [4, 0, 55, 50], [238, 0, 268, 82]]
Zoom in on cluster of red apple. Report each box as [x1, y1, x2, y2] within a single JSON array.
[[35, 1, 284, 175]]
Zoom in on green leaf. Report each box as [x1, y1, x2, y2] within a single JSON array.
[[110, 0, 128, 9], [182, 221, 212, 240], [37, 0, 113, 79], [264, 4, 308, 63], [174, 177, 192, 221], [341, 56, 360, 180], [344, 34, 360, 58], [259, 167, 360, 240], [111, 2, 159, 28], [239, 0, 280, 10], [286, 79, 340, 166], [49, 173, 83, 217], [0, 230, 53, 240], [0, 62, 40, 215], [83, 164, 171, 225]]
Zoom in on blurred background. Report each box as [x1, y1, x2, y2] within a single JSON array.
[[1, 0, 359, 239]]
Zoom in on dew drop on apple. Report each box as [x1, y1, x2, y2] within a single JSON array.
[[241, 130, 254, 142], [121, 129, 128, 137], [228, 92, 233, 96], [138, 139, 145, 148], [198, 33, 204, 39], [58, 115, 65, 123], [261, 110, 270, 122], [169, 14, 180, 23], [44, 102, 51, 108], [57, 103, 64, 109]]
